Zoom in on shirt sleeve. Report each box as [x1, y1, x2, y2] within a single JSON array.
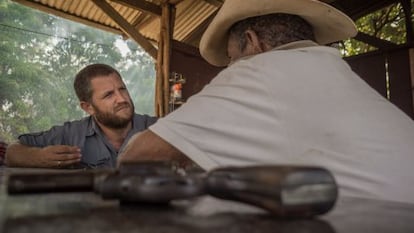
[[132, 114, 158, 131], [18, 120, 87, 147], [0, 141, 7, 164], [145, 115, 158, 127]]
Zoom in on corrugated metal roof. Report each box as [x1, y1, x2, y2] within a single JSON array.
[[13, 0, 221, 48], [12, 0, 399, 50]]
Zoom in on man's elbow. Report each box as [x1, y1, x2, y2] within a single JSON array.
[[4, 149, 14, 167], [118, 130, 195, 169]]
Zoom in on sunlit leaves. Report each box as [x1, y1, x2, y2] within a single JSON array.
[[341, 2, 410, 56]]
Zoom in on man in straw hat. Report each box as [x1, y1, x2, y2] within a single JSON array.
[[119, 0, 414, 203]]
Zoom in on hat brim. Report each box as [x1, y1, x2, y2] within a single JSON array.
[[199, 0, 357, 67]]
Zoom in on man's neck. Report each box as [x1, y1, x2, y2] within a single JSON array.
[[95, 121, 132, 152]]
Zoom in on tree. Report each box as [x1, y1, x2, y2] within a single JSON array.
[[0, 0, 57, 141], [340, 1, 411, 56]]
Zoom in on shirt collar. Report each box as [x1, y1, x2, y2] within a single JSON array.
[[228, 40, 321, 66], [86, 116, 98, 137], [271, 40, 319, 51]]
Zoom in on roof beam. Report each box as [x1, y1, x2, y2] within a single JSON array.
[[110, 0, 161, 16], [92, 0, 158, 59], [169, 0, 185, 5], [354, 32, 398, 50], [331, 0, 396, 20], [401, 0, 413, 43]]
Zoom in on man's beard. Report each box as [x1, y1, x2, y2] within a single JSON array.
[[92, 102, 135, 129]]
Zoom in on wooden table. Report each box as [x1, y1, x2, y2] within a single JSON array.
[[1, 166, 413, 233]]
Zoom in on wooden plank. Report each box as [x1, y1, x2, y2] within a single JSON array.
[[408, 48, 414, 118], [411, 49, 414, 115], [354, 32, 398, 50], [332, 0, 396, 20], [92, 0, 157, 59], [346, 54, 387, 98], [388, 49, 414, 118], [13, 0, 122, 35], [110, 0, 161, 16]]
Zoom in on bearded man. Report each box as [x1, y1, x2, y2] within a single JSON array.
[[5, 64, 157, 168]]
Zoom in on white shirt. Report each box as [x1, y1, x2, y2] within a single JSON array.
[[150, 41, 414, 203]]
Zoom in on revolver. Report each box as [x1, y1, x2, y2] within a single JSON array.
[[7, 162, 338, 217]]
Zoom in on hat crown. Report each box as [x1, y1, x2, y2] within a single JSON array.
[[199, 0, 357, 67]]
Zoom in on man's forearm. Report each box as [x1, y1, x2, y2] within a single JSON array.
[[5, 143, 82, 168], [5, 142, 43, 167], [118, 130, 193, 167]]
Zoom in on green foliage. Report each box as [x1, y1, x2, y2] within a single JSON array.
[[0, 0, 155, 143], [341, 1, 411, 56]]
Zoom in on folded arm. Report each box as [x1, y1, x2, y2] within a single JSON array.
[[118, 130, 193, 168]]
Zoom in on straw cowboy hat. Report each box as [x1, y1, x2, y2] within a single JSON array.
[[199, 0, 358, 67]]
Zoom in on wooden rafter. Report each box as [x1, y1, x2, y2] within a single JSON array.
[[354, 31, 398, 50], [333, 0, 396, 20], [92, 0, 158, 59], [169, 0, 185, 5]]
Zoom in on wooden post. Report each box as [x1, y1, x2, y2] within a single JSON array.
[[155, 1, 175, 117], [409, 48, 414, 116], [155, 34, 164, 117], [401, 0, 414, 43], [403, 0, 414, 116], [162, 2, 171, 115]]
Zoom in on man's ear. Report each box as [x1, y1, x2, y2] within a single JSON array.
[[244, 29, 265, 53], [80, 101, 95, 115]]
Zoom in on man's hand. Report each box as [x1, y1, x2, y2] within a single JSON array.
[[5, 143, 81, 168], [38, 145, 82, 168]]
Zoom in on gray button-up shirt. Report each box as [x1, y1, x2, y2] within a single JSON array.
[[18, 114, 157, 168]]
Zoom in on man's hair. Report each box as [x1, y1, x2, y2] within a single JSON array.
[[74, 64, 122, 102], [229, 13, 315, 52]]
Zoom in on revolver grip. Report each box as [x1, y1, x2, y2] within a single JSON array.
[[205, 166, 337, 217]]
